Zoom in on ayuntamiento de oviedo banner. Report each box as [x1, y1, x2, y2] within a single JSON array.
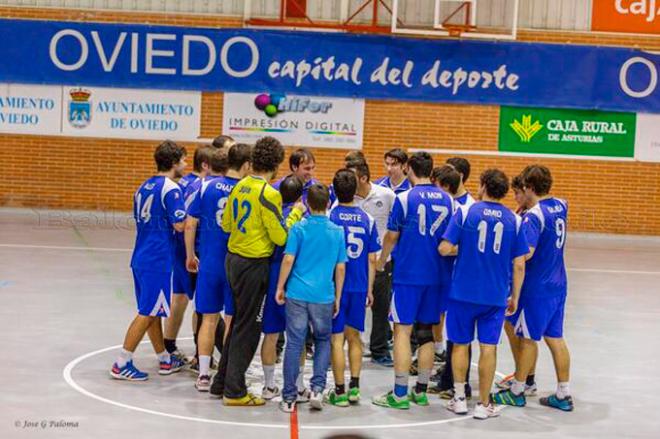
[[0, 19, 658, 114]]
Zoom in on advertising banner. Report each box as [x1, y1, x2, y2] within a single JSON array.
[[635, 113, 660, 162], [0, 83, 62, 135], [592, 0, 660, 35]]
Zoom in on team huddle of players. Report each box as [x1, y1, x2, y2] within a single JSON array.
[[110, 135, 573, 420]]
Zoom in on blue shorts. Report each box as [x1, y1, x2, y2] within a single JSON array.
[[507, 294, 566, 341], [132, 268, 171, 317], [446, 299, 505, 345], [172, 258, 194, 300], [195, 269, 231, 314], [438, 285, 451, 314], [332, 290, 368, 334], [263, 263, 285, 334], [390, 283, 442, 325]]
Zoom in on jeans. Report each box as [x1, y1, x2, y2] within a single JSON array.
[[282, 298, 333, 402]]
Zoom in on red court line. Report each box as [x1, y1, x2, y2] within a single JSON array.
[[290, 405, 299, 439]]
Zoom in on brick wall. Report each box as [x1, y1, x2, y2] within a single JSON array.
[[1, 7, 660, 235]]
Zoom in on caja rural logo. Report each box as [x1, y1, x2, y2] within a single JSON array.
[[253, 93, 333, 117], [510, 114, 543, 143]]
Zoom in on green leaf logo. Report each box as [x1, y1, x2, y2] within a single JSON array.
[[510, 115, 543, 143]]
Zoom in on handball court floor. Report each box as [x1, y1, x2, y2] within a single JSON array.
[[2, 208, 659, 439]]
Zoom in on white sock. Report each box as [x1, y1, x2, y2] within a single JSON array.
[[157, 351, 170, 363], [199, 355, 211, 376], [556, 382, 570, 399], [434, 342, 445, 354], [296, 371, 305, 392], [454, 382, 466, 399], [511, 379, 525, 396], [263, 364, 275, 389], [116, 349, 132, 368]]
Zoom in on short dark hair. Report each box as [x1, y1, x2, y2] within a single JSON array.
[[209, 147, 228, 174], [279, 175, 304, 205], [522, 165, 553, 196], [511, 174, 524, 191], [212, 135, 235, 149], [193, 145, 214, 172], [480, 169, 509, 200], [446, 157, 471, 183], [333, 169, 358, 203], [345, 159, 371, 181], [344, 150, 365, 163], [289, 148, 315, 171], [408, 152, 433, 178], [227, 143, 252, 171], [154, 140, 185, 172], [251, 136, 285, 173], [431, 165, 461, 194], [384, 148, 408, 165], [307, 183, 329, 212]]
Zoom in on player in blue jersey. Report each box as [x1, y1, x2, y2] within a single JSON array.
[[185, 144, 252, 392], [110, 141, 188, 381], [440, 168, 528, 420], [372, 152, 454, 410], [259, 175, 306, 401], [327, 169, 381, 407], [375, 148, 412, 195], [446, 157, 475, 207], [492, 165, 574, 412], [272, 148, 319, 203]]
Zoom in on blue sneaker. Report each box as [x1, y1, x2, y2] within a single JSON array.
[[540, 394, 574, 412], [371, 355, 394, 367], [492, 389, 526, 407], [159, 355, 185, 375], [110, 361, 148, 381]]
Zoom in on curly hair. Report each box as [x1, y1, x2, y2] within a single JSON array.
[[154, 140, 185, 172], [251, 136, 285, 173], [521, 165, 552, 196], [480, 168, 509, 200]]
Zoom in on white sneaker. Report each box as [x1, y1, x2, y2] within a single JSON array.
[[262, 386, 281, 401], [296, 388, 311, 403], [279, 400, 295, 413], [310, 390, 324, 410], [195, 375, 211, 392], [524, 383, 538, 397], [473, 402, 504, 420], [446, 396, 468, 415]]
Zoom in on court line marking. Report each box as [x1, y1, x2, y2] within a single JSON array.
[[63, 339, 487, 430], [5, 243, 660, 276]]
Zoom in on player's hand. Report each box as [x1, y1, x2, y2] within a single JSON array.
[[366, 293, 374, 308], [186, 256, 199, 273], [293, 201, 307, 215], [505, 297, 518, 316], [275, 288, 286, 305], [375, 259, 385, 272], [333, 299, 341, 318]]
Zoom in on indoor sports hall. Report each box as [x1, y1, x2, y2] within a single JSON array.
[[1, 1, 659, 439]]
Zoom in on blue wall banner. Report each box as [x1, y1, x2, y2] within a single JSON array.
[[0, 19, 658, 113]]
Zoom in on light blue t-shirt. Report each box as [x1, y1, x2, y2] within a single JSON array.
[[284, 215, 348, 304]]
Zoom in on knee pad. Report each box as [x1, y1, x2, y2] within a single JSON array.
[[415, 323, 434, 346]]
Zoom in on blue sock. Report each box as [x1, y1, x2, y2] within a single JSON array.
[[394, 384, 408, 398], [394, 372, 409, 398]]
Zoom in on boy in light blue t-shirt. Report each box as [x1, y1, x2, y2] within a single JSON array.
[[276, 183, 347, 413]]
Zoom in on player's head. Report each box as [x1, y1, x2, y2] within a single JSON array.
[[522, 164, 553, 198], [154, 140, 187, 178], [446, 157, 471, 184], [209, 147, 229, 175], [345, 158, 371, 186], [478, 168, 509, 201], [279, 175, 304, 205], [406, 152, 433, 182], [251, 136, 285, 177], [431, 165, 461, 196], [307, 183, 330, 214], [344, 150, 366, 164], [511, 174, 529, 211], [333, 169, 358, 204], [193, 145, 214, 175], [384, 148, 408, 180], [289, 148, 316, 182], [212, 135, 235, 150], [227, 143, 252, 177]]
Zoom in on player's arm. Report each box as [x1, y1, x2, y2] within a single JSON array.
[[526, 247, 536, 260], [184, 216, 199, 272], [367, 252, 377, 307], [438, 240, 458, 256], [376, 231, 399, 271], [334, 262, 346, 318], [261, 188, 289, 247], [507, 255, 526, 316], [221, 192, 234, 234], [285, 201, 306, 228], [164, 186, 186, 232], [522, 212, 541, 261]]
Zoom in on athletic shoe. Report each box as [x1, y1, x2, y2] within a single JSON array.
[[279, 400, 295, 413], [491, 389, 526, 407], [310, 390, 324, 410], [326, 390, 349, 407], [409, 358, 418, 375], [110, 361, 148, 381], [435, 384, 472, 400], [540, 394, 574, 412], [209, 376, 223, 399], [446, 396, 468, 415], [430, 368, 444, 383], [371, 355, 394, 367], [296, 388, 311, 403], [473, 402, 503, 420], [348, 387, 361, 403], [434, 351, 447, 364], [195, 375, 211, 392], [524, 383, 538, 396], [372, 391, 410, 410], [262, 386, 281, 401], [223, 393, 265, 406], [495, 373, 515, 389], [408, 390, 429, 406], [495, 378, 538, 396], [159, 355, 186, 375], [171, 349, 190, 364], [188, 358, 199, 374], [305, 346, 314, 361]]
